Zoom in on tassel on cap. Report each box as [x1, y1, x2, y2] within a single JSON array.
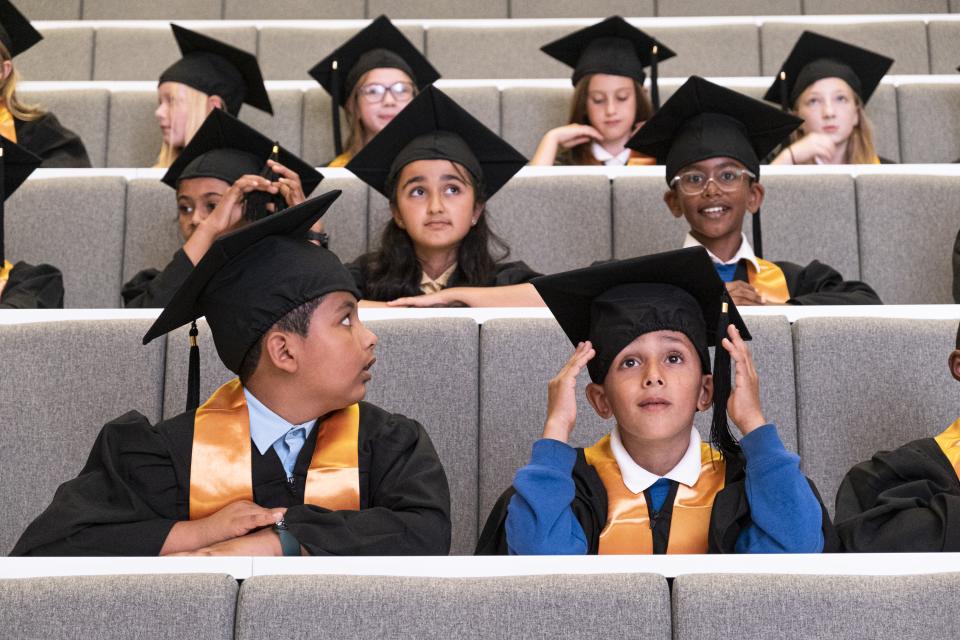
[[186, 320, 200, 412], [778, 70, 789, 112], [650, 45, 660, 111], [331, 60, 343, 156], [710, 294, 741, 460]]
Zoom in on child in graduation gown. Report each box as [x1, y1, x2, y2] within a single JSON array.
[[476, 248, 839, 555], [13, 194, 450, 556], [834, 322, 960, 552], [628, 76, 881, 307]]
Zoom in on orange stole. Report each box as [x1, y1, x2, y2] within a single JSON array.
[[746, 258, 791, 304], [189, 378, 361, 519], [626, 151, 656, 166], [0, 259, 12, 283], [584, 435, 726, 554], [934, 417, 960, 481], [0, 105, 16, 143]]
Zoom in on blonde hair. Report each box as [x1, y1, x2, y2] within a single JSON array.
[[562, 74, 653, 166], [153, 83, 215, 169], [341, 69, 419, 158], [791, 91, 879, 165], [0, 43, 45, 121]]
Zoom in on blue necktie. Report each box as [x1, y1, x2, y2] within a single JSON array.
[[279, 427, 306, 478]]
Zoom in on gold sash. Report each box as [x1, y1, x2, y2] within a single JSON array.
[[584, 435, 725, 554], [0, 105, 16, 143], [327, 151, 353, 168], [746, 258, 791, 304], [934, 417, 960, 481], [626, 151, 656, 167], [189, 378, 361, 520], [0, 259, 12, 283]]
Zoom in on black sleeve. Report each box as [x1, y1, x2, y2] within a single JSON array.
[[834, 439, 960, 552], [779, 260, 883, 305], [121, 249, 194, 308], [0, 261, 63, 309], [284, 406, 452, 556], [952, 227, 959, 304], [10, 412, 183, 556], [16, 112, 92, 169], [491, 260, 542, 286]]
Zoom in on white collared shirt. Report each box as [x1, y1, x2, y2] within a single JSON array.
[[683, 232, 761, 272], [590, 142, 631, 167], [609, 426, 703, 495]]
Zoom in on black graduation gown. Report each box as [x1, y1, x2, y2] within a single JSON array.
[[733, 259, 881, 305], [952, 227, 959, 304], [0, 260, 63, 308], [346, 253, 541, 302], [834, 438, 960, 552], [11, 401, 452, 556], [14, 113, 92, 169], [475, 449, 839, 554], [121, 249, 194, 308]]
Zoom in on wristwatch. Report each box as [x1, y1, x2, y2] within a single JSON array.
[[306, 231, 330, 249], [273, 518, 301, 556]]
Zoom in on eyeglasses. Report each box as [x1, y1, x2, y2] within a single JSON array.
[[358, 81, 416, 104], [669, 167, 757, 196]]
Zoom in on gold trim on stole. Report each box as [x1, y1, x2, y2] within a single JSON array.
[[934, 417, 960, 481], [0, 259, 12, 283], [0, 105, 16, 143], [189, 378, 361, 520], [626, 151, 656, 166], [746, 258, 791, 305], [584, 435, 726, 554]]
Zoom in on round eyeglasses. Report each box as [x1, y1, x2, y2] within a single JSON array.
[[358, 81, 415, 104], [669, 168, 757, 196]]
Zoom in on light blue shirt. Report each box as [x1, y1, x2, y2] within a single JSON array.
[[243, 387, 317, 479]]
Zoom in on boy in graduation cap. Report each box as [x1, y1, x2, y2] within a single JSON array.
[[0, 137, 62, 308], [834, 322, 960, 551], [476, 248, 836, 555], [0, 0, 91, 168], [310, 15, 440, 167], [155, 24, 272, 168], [628, 76, 881, 307], [13, 193, 451, 556], [124, 108, 323, 308]]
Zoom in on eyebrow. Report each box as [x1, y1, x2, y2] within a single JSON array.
[[334, 300, 356, 315], [401, 176, 425, 190]]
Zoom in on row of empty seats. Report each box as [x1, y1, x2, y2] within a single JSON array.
[[15, 18, 960, 81], [1, 315, 956, 554], [7, 171, 957, 308], [4, 571, 958, 639], [21, 78, 960, 167]]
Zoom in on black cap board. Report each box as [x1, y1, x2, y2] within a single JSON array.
[[763, 31, 893, 110], [159, 24, 272, 116], [0, 136, 41, 264], [345, 85, 526, 200], [0, 0, 41, 58]]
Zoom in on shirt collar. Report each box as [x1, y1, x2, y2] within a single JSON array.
[[590, 142, 631, 166], [420, 262, 458, 295], [609, 426, 703, 494], [243, 387, 316, 455], [683, 232, 760, 272]]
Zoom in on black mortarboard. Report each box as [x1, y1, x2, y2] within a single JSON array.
[[533, 246, 751, 459], [143, 191, 360, 408], [162, 108, 322, 197], [345, 85, 526, 200], [0, 0, 41, 58], [541, 16, 676, 109], [0, 137, 41, 264], [764, 31, 893, 110], [159, 24, 272, 116]]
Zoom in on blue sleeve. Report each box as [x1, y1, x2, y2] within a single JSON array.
[[734, 424, 824, 553], [505, 439, 589, 555]]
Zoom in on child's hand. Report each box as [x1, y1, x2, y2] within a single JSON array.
[[199, 500, 286, 546], [721, 324, 767, 436], [725, 280, 765, 306], [542, 341, 595, 443]]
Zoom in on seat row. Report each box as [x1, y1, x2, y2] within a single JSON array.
[[16, 16, 960, 82], [3, 571, 959, 639], [20, 77, 960, 167], [1, 314, 956, 554], [7, 169, 957, 309]]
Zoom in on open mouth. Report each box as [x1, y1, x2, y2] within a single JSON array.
[[699, 205, 730, 218]]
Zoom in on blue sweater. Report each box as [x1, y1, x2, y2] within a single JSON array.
[[505, 424, 824, 555]]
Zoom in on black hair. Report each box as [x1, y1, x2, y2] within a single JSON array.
[[955, 320, 960, 350], [238, 295, 325, 384]]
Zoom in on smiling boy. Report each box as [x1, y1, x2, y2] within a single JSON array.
[[476, 248, 836, 555], [628, 76, 881, 307], [13, 193, 451, 556]]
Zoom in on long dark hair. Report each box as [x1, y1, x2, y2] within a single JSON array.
[[363, 161, 511, 301]]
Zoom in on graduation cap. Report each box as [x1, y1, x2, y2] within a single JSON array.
[[0, 0, 41, 58], [345, 85, 526, 200], [541, 16, 676, 110], [533, 246, 751, 459], [628, 76, 802, 258], [0, 137, 41, 266], [161, 108, 322, 198], [763, 31, 893, 111], [143, 191, 359, 411], [309, 15, 441, 156], [159, 24, 272, 116]]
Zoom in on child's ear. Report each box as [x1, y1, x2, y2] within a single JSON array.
[[263, 330, 299, 374], [697, 373, 714, 412], [949, 349, 960, 383], [585, 382, 613, 420], [390, 203, 406, 230], [746, 180, 765, 213], [663, 189, 684, 219]]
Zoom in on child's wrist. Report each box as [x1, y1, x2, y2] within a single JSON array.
[[542, 419, 571, 443]]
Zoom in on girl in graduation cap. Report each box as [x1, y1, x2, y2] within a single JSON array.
[[0, 0, 90, 168], [310, 16, 441, 168], [344, 86, 544, 307], [530, 16, 673, 167], [124, 109, 322, 308], [154, 24, 273, 169], [476, 249, 838, 555], [767, 32, 894, 166]]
